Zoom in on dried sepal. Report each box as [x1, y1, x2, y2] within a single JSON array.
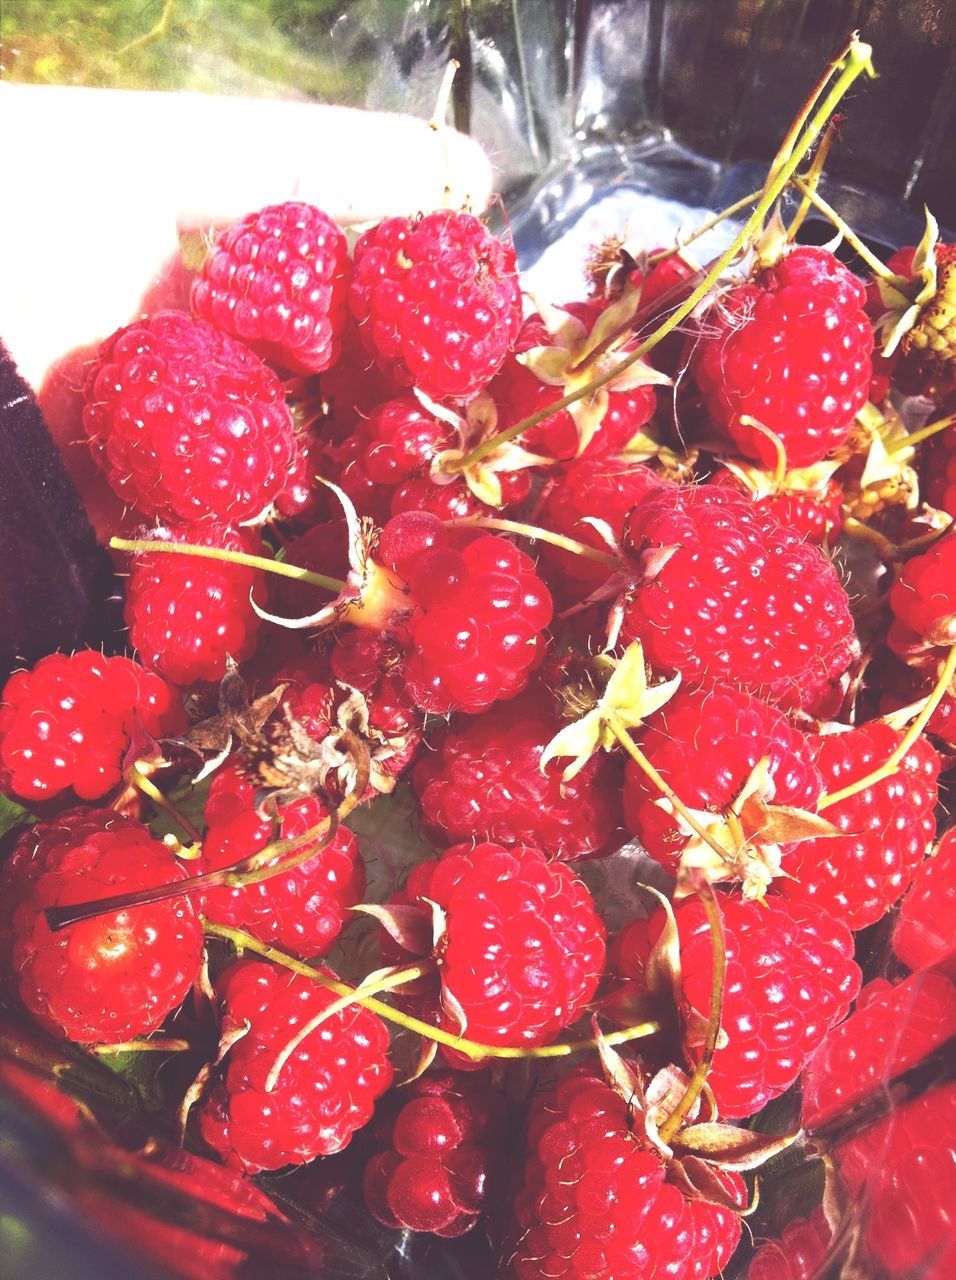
[[875, 209, 940, 357], [674, 1121, 800, 1170], [353, 903, 434, 956]]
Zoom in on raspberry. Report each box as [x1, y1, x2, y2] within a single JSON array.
[[893, 829, 956, 972], [83, 311, 298, 525], [0, 808, 202, 1044], [709, 467, 844, 545], [125, 524, 265, 686], [801, 971, 956, 1130], [412, 690, 624, 861], [349, 211, 522, 401], [621, 682, 822, 877], [0, 651, 182, 803], [743, 1209, 832, 1280], [382, 843, 606, 1058], [363, 1069, 506, 1237], [506, 1067, 744, 1279], [691, 246, 873, 468], [191, 201, 351, 374], [198, 958, 393, 1173], [613, 893, 860, 1119], [377, 513, 553, 716], [889, 528, 956, 648], [200, 762, 365, 957], [923, 419, 956, 517], [774, 722, 939, 931], [620, 484, 857, 712]]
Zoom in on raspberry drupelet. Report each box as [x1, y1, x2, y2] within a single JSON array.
[[893, 828, 956, 973], [889, 528, 956, 649]]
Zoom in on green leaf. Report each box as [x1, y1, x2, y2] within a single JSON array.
[[0, 793, 35, 841]]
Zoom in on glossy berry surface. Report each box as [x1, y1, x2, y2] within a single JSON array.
[[198, 959, 393, 1173], [709, 468, 844, 545], [349, 211, 522, 401], [0, 808, 202, 1044], [0, 651, 182, 802], [692, 246, 873, 468], [83, 311, 298, 525], [620, 484, 857, 712], [191, 201, 352, 374], [743, 1209, 833, 1280], [889, 528, 956, 647], [893, 828, 956, 972]]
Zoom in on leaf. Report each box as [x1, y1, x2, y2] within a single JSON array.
[[592, 1016, 646, 1106], [0, 792, 34, 841], [758, 806, 842, 844], [675, 1122, 801, 1170], [352, 903, 433, 956], [165, 660, 286, 778], [640, 883, 685, 1008]]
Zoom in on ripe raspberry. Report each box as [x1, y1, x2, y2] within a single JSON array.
[[412, 689, 624, 861], [923, 419, 956, 517], [376, 512, 553, 716], [801, 970, 956, 1130], [774, 722, 939, 931], [382, 843, 606, 1058], [349, 211, 521, 401], [691, 246, 873, 468], [0, 651, 182, 803], [613, 893, 860, 1119], [200, 762, 365, 957], [536, 457, 667, 600], [709, 467, 844, 545], [0, 808, 203, 1044], [620, 484, 857, 713], [506, 1067, 744, 1279], [191, 201, 351, 374], [893, 829, 956, 972], [83, 311, 298, 525], [889, 528, 956, 648], [198, 958, 393, 1173], [363, 1069, 506, 1237], [125, 525, 265, 686], [743, 1209, 833, 1280], [621, 682, 822, 877]]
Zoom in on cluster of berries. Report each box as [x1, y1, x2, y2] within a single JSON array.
[[3, 60, 956, 1278]]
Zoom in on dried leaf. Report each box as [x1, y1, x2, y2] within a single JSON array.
[[675, 1122, 800, 1170], [352, 903, 433, 956], [592, 1016, 645, 1106], [519, 346, 573, 386]]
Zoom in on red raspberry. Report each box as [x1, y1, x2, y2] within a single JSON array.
[[620, 484, 857, 713], [0, 808, 203, 1044], [613, 893, 860, 1119], [349, 211, 521, 401], [83, 311, 298, 525], [893, 829, 956, 972], [709, 467, 844, 545], [801, 971, 956, 1130], [506, 1067, 744, 1279], [363, 1069, 506, 1236], [622, 682, 822, 877], [743, 1209, 832, 1280], [923, 420, 956, 516], [125, 524, 265, 686], [412, 690, 624, 861], [200, 762, 365, 957], [377, 512, 553, 715], [889, 528, 956, 648], [382, 843, 606, 1058], [691, 246, 873, 468], [198, 958, 393, 1173], [774, 722, 939, 931], [0, 651, 182, 803], [191, 201, 351, 374]]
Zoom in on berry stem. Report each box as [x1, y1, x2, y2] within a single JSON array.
[[785, 117, 840, 242], [109, 537, 345, 595], [657, 880, 726, 1146], [607, 713, 732, 864], [763, 33, 857, 187], [790, 177, 895, 281], [129, 763, 204, 845], [892, 412, 956, 453], [739, 416, 789, 486], [92, 1038, 190, 1055], [202, 922, 662, 1061], [446, 516, 620, 567], [817, 644, 956, 811], [645, 190, 764, 266], [456, 36, 874, 472]]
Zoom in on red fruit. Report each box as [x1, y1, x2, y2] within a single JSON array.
[[198, 958, 393, 1173], [775, 721, 939, 931], [622, 682, 822, 880], [506, 1067, 744, 1279], [801, 970, 956, 1131], [83, 311, 298, 525], [200, 762, 365, 957], [382, 843, 606, 1058], [691, 246, 873, 468], [0, 808, 202, 1044], [743, 1208, 833, 1280], [125, 525, 265, 686], [620, 484, 857, 713], [889, 528, 956, 648], [893, 829, 956, 972], [412, 690, 625, 861], [0, 651, 182, 803], [363, 1070, 506, 1237], [709, 467, 844, 545], [191, 201, 351, 374], [349, 211, 522, 401], [923, 420, 956, 516], [614, 893, 860, 1119]]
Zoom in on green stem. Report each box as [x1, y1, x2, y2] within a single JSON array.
[[645, 190, 764, 266], [790, 177, 894, 280], [446, 516, 620, 566], [892, 412, 956, 453], [110, 537, 345, 595]]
